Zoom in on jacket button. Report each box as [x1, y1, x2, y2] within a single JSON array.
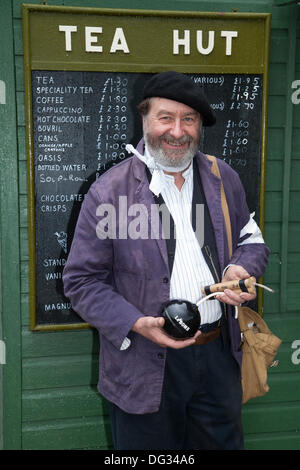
[[163, 277, 169, 283], [157, 353, 164, 359]]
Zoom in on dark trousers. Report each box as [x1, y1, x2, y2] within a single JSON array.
[[109, 332, 244, 450]]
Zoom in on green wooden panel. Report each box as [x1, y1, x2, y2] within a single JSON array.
[[22, 416, 112, 450], [287, 254, 300, 281], [243, 402, 300, 434], [264, 194, 300, 226], [22, 386, 105, 421], [288, 222, 300, 252], [264, 222, 281, 252], [245, 432, 300, 450], [263, 313, 300, 341], [22, 355, 99, 390], [0, 0, 22, 450], [294, 103, 300, 127], [20, 261, 29, 294], [265, 253, 300, 284], [244, 373, 300, 404], [19, 195, 28, 228], [21, 294, 30, 327], [13, 17, 23, 55], [265, 160, 283, 191], [267, 128, 285, 160], [15, 55, 24, 92], [17, 126, 26, 161], [268, 63, 287, 95], [20, 228, 29, 261], [290, 192, 300, 221], [19, 160, 27, 194], [269, 29, 289, 63], [262, 288, 300, 315], [268, 96, 287, 127], [263, 253, 280, 282], [16, 90, 25, 125], [263, 287, 280, 313], [265, 192, 282, 222], [237, 342, 294, 374], [291, 161, 300, 189], [292, 128, 300, 157], [286, 283, 300, 311], [22, 327, 98, 357]]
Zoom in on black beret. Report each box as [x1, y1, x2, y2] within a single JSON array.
[[142, 71, 216, 127]]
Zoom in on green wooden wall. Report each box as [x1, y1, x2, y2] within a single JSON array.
[[0, 0, 300, 450]]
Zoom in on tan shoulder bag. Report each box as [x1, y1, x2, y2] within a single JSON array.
[[206, 155, 282, 404]]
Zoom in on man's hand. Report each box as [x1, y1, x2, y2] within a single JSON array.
[[216, 265, 256, 306], [131, 316, 200, 349]]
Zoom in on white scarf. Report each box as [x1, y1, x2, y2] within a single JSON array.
[[125, 143, 189, 197]]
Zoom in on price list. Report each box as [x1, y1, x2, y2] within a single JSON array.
[[31, 71, 140, 325], [96, 76, 129, 175], [223, 76, 261, 166], [197, 73, 263, 215]]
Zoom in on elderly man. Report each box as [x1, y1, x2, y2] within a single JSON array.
[[63, 71, 269, 450]]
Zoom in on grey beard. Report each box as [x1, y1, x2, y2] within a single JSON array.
[[144, 134, 200, 170]]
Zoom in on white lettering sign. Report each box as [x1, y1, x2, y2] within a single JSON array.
[[110, 27, 130, 53], [59, 25, 130, 54], [58, 25, 77, 51], [85, 26, 103, 52], [173, 29, 238, 56], [221, 30, 238, 55]]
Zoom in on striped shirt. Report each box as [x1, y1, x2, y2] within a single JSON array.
[[158, 163, 222, 326]]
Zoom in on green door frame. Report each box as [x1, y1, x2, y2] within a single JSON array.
[[0, 0, 22, 450]]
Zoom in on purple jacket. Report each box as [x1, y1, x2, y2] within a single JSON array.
[[63, 142, 269, 413]]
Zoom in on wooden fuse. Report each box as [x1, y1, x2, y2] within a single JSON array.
[[202, 276, 257, 296]]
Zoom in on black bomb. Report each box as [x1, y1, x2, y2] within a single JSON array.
[[161, 300, 201, 339]]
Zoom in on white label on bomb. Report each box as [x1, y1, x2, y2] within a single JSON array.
[[174, 315, 190, 331]]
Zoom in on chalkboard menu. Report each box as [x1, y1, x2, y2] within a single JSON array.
[[31, 70, 262, 328]]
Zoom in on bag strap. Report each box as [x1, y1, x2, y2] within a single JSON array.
[[206, 155, 233, 259]]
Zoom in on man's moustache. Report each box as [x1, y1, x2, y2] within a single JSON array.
[[160, 134, 192, 146]]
